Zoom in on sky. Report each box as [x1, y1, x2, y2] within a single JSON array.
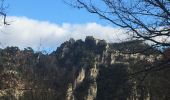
[[6, 0, 109, 25], [0, 0, 128, 52]]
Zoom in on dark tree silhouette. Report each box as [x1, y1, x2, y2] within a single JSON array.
[[67, 0, 170, 47], [0, 0, 8, 25]]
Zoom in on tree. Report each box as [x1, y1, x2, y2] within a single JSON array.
[[97, 63, 132, 100], [0, 0, 8, 25], [67, 0, 170, 47]]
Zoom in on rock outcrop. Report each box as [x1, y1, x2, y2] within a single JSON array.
[[52, 36, 162, 100]]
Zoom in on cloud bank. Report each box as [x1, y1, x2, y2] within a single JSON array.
[[0, 16, 129, 51]]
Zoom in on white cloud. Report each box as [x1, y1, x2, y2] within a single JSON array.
[[0, 16, 129, 51]]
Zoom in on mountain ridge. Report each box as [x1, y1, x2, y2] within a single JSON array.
[[0, 36, 169, 100]]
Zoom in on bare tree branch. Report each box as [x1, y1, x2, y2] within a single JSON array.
[[67, 0, 170, 46], [0, 0, 8, 25]]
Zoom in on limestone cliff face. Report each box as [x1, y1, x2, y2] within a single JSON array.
[[53, 36, 161, 100], [51, 36, 153, 100], [55, 36, 105, 100], [52, 36, 107, 100]]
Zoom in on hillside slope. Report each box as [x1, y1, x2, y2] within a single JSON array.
[[0, 36, 169, 100]]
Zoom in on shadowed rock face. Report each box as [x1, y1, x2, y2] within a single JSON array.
[[0, 36, 167, 100], [52, 36, 161, 100], [54, 36, 106, 100]]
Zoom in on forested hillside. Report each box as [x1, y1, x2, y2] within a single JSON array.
[[0, 36, 170, 100]]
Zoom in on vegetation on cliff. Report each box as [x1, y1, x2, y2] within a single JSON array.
[[0, 36, 169, 100]]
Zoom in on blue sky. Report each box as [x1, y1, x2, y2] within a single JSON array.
[[0, 0, 128, 51], [0, 0, 166, 52], [6, 0, 108, 25]]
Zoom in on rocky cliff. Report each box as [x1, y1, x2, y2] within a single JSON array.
[[0, 36, 169, 100]]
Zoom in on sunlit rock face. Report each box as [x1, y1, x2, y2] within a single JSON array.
[[54, 36, 108, 100], [0, 36, 164, 100], [52, 36, 161, 100]]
